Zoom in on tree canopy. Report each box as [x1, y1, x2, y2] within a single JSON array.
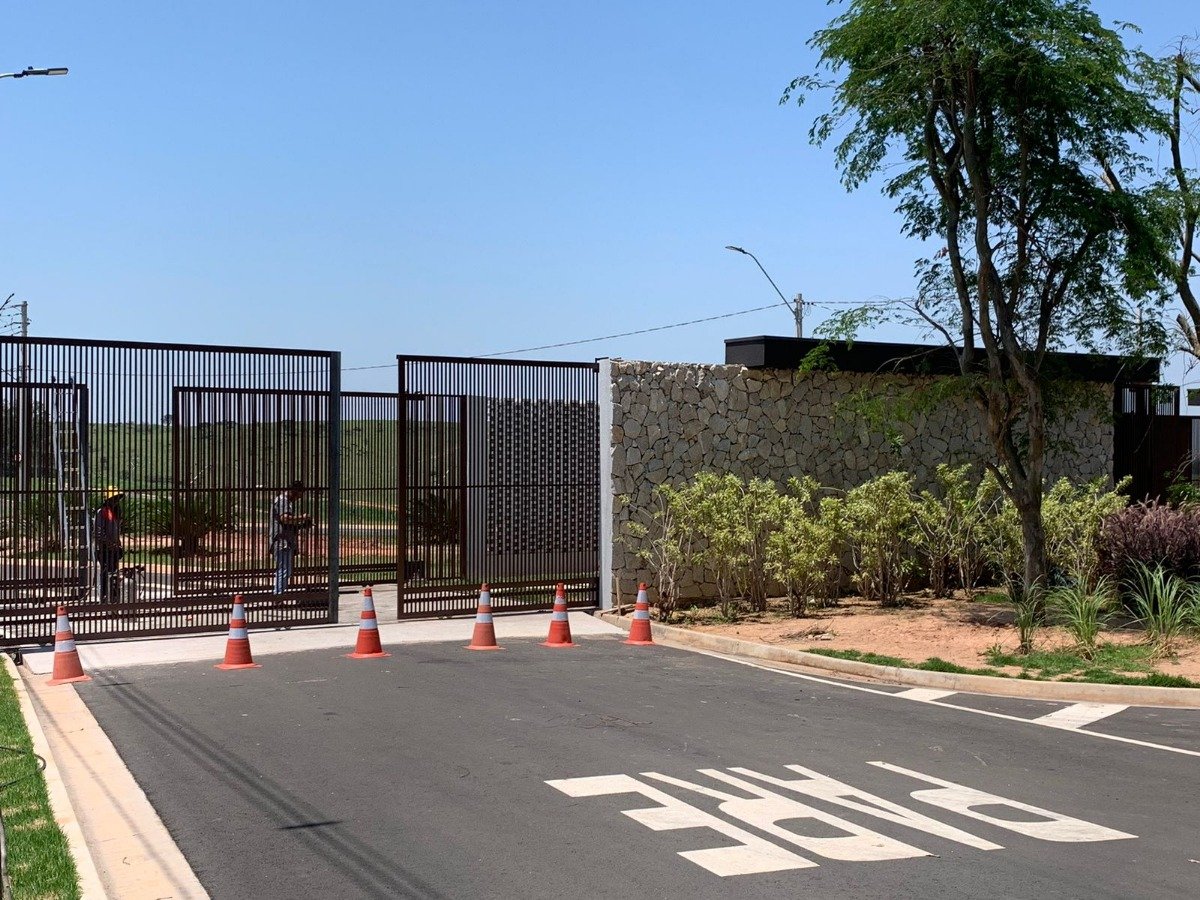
[[785, 0, 1177, 600]]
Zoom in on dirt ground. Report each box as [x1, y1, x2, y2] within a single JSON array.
[[674, 593, 1200, 681]]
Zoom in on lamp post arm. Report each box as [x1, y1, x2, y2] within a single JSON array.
[[1, 67, 69, 79]]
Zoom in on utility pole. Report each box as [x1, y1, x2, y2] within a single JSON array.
[[725, 246, 805, 338], [17, 302, 29, 494]]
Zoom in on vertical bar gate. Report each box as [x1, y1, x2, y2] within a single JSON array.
[[397, 356, 600, 618], [0, 337, 340, 647]]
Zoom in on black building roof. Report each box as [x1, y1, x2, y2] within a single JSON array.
[[724, 336, 1160, 384]]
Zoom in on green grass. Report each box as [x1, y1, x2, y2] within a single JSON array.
[[0, 665, 81, 899], [970, 591, 1009, 604], [1060, 671, 1200, 688], [803, 648, 1008, 678], [803, 648, 909, 667], [802, 645, 1200, 686], [984, 642, 1158, 678]]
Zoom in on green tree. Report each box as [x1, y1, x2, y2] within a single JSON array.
[[785, 0, 1172, 605], [1136, 44, 1200, 359]]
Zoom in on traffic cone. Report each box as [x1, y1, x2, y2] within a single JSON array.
[[346, 587, 391, 659], [541, 583, 578, 647], [466, 584, 504, 651], [46, 606, 91, 686], [624, 584, 655, 646], [215, 596, 261, 670]]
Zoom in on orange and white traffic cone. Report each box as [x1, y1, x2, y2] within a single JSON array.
[[624, 584, 655, 646], [466, 584, 504, 651], [46, 606, 91, 686], [346, 586, 390, 659], [215, 596, 261, 670], [541, 583, 578, 648]]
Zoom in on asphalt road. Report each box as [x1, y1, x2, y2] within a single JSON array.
[[78, 635, 1200, 899]]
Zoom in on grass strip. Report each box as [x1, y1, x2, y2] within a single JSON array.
[[806, 645, 1200, 687], [804, 647, 1009, 677], [0, 665, 81, 900]]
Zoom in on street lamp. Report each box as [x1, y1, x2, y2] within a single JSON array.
[[3, 66, 67, 492], [0, 67, 69, 79], [725, 245, 804, 338]]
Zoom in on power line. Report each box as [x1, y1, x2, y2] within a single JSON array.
[[477, 301, 790, 358]]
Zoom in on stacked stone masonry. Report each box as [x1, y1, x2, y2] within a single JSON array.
[[610, 360, 1113, 601]]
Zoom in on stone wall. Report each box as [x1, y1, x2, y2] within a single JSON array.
[[608, 360, 1113, 602]]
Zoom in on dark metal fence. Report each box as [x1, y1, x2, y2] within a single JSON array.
[[397, 356, 600, 618], [0, 337, 340, 647], [1, 339, 602, 644], [1113, 384, 1198, 502]]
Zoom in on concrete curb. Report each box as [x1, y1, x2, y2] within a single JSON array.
[[599, 611, 1200, 709], [4, 655, 107, 900]]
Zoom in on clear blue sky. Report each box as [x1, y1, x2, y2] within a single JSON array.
[[4, 1, 1196, 393]]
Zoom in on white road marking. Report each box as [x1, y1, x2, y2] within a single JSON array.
[[643, 770, 930, 862], [1033, 703, 1128, 730], [550, 764, 1134, 876], [689, 648, 1200, 758], [869, 762, 1136, 842], [546, 774, 814, 875], [729, 765, 1002, 850], [894, 688, 957, 702]]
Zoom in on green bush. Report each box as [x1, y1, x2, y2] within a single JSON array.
[[1042, 476, 1130, 588], [977, 472, 1129, 597], [1047, 576, 1115, 659], [913, 463, 987, 596], [767, 477, 843, 615], [1124, 563, 1197, 657], [624, 482, 703, 622], [134, 493, 236, 556], [689, 473, 779, 615], [841, 472, 917, 607]]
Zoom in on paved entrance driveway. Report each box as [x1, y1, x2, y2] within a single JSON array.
[[77, 636, 1199, 899]]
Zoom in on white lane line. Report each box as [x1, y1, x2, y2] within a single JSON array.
[[1034, 703, 1128, 730], [684, 647, 1200, 758], [894, 688, 957, 702]]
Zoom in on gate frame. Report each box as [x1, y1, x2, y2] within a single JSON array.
[[396, 355, 601, 619]]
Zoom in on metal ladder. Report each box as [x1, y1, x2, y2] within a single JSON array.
[[50, 378, 91, 599]]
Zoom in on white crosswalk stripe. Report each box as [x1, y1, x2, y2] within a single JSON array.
[[1033, 703, 1128, 730], [894, 688, 957, 702]]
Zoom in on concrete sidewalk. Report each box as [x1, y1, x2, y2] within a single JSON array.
[[16, 596, 625, 900]]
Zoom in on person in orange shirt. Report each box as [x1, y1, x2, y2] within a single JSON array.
[[94, 486, 124, 602]]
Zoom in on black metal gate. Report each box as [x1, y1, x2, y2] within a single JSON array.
[[0, 337, 340, 648], [397, 357, 600, 618], [1113, 384, 1200, 503]]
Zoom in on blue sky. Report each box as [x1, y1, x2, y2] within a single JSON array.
[[3, 1, 1197, 393]]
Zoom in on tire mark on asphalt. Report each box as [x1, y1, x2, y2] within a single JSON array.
[[84, 671, 451, 900]]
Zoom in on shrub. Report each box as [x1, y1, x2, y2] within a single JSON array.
[[689, 473, 779, 615], [1047, 576, 1114, 659], [136, 493, 236, 556], [913, 463, 986, 597], [841, 472, 917, 607], [1012, 593, 1041, 655], [1096, 500, 1200, 604], [767, 477, 844, 616], [975, 470, 1023, 594], [624, 483, 703, 622], [411, 493, 461, 545], [1123, 563, 1197, 657], [1042, 476, 1130, 588], [979, 473, 1129, 598]]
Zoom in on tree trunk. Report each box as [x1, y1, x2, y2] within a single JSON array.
[[1013, 484, 1048, 610]]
